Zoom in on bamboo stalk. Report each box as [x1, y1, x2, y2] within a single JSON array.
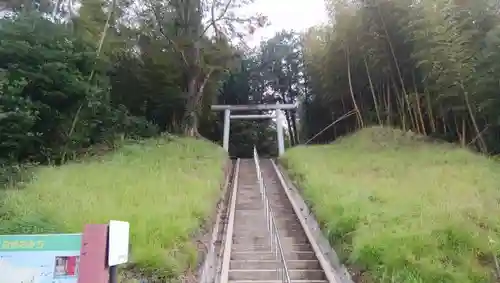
[[345, 45, 364, 128], [364, 55, 382, 125], [62, 0, 117, 162]]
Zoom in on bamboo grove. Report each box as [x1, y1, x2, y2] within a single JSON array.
[[300, 0, 500, 154]]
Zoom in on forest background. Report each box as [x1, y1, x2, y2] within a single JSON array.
[[1, 0, 500, 181]]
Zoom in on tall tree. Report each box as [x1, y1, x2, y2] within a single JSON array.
[[259, 31, 304, 145], [145, 0, 267, 136]]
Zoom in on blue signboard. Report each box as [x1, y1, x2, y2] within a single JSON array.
[[0, 233, 82, 283]]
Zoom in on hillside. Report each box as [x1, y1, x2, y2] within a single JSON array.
[[0, 137, 227, 280], [281, 126, 500, 283]]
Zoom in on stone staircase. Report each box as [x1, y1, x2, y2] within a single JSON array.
[[227, 159, 327, 283]]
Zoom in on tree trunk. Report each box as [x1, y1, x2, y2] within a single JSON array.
[[461, 117, 467, 147], [385, 83, 392, 125], [377, 3, 416, 131], [460, 82, 487, 153], [291, 110, 299, 144], [183, 68, 214, 137], [62, 0, 116, 162], [183, 74, 200, 137], [412, 73, 426, 135], [392, 79, 406, 130], [363, 56, 382, 125], [424, 88, 436, 133], [454, 114, 465, 146], [346, 46, 364, 128], [284, 111, 296, 146], [439, 105, 447, 135]]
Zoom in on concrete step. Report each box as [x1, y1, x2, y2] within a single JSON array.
[[234, 224, 304, 230], [235, 204, 293, 208], [230, 251, 317, 261], [232, 231, 308, 238], [232, 222, 269, 226], [236, 207, 293, 213], [229, 281, 327, 283], [233, 218, 302, 223], [233, 217, 298, 221], [231, 244, 312, 252], [233, 228, 304, 234], [231, 246, 272, 252], [234, 217, 296, 221], [232, 220, 303, 225], [233, 215, 296, 220], [232, 237, 310, 245], [228, 269, 325, 281], [233, 212, 295, 216], [230, 260, 321, 270], [233, 228, 302, 233], [234, 212, 296, 217]]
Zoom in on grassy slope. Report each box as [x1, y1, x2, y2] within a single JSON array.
[[282, 126, 500, 283], [0, 137, 226, 279]]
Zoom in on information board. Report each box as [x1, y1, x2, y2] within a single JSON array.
[[0, 233, 82, 283]]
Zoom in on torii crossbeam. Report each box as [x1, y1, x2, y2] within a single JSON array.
[[211, 103, 297, 156]]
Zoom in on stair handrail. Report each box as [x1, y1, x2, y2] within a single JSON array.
[[253, 147, 291, 283]]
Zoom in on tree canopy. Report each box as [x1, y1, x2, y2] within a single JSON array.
[[3, 0, 500, 168]]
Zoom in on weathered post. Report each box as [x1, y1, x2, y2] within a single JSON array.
[[78, 224, 109, 283], [223, 109, 231, 152], [276, 109, 285, 156]]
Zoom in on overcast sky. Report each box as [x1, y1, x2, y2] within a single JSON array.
[[243, 0, 328, 47]]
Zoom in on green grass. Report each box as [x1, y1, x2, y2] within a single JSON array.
[[0, 137, 227, 279], [281, 126, 500, 283]]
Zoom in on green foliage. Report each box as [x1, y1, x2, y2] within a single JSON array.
[[0, 137, 226, 280], [0, 14, 157, 167], [109, 49, 186, 132], [283, 127, 500, 283], [301, 0, 500, 153], [0, 162, 35, 188], [73, 0, 108, 43]]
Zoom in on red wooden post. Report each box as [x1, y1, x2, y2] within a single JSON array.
[[78, 224, 109, 283]]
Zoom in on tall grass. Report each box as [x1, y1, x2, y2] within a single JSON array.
[[282, 127, 500, 283], [0, 137, 226, 279]]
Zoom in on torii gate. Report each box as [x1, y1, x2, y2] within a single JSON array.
[[211, 103, 297, 156]]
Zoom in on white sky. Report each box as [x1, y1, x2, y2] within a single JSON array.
[[243, 0, 328, 47]]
